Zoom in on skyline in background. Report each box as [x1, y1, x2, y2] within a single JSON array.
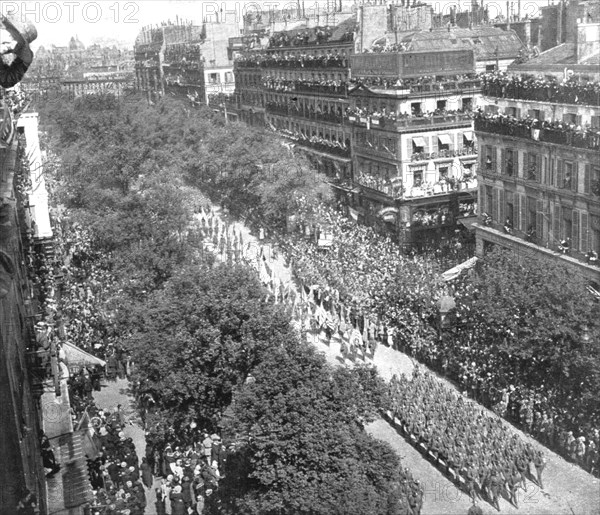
[[3, 0, 554, 50]]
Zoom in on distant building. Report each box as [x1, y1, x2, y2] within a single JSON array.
[[201, 21, 240, 103], [134, 21, 206, 103]]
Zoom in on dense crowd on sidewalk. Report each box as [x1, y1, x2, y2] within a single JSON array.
[[140, 433, 228, 515]]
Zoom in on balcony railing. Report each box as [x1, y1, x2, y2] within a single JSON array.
[[236, 55, 348, 69], [475, 115, 600, 151], [351, 78, 481, 95], [263, 79, 348, 95], [404, 178, 477, 199], [410, 146, 478, 162], [266, 103, 344, 123], [481, 79, 600, 107], [356, 174, 403, 199], [347, 111, 473, 130]]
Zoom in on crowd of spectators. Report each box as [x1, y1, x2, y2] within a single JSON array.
[[264, 200, 600, 478], [263, 76, 347, 94], [276, 128, 350, 156], [364, 42, 407, 53], [268, 26, 353, 47], [141, 433, 227, 514], [346, 105, 472, 126], [482, 72, 600, 106], [236, 52, 347, 69], [475, 110, 600, 151], [349, 73, 480, 92]]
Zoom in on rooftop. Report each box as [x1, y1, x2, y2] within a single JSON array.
[[399, 26, 526, 60]]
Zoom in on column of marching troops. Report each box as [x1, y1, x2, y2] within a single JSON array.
[[196, 208, 550, 511]]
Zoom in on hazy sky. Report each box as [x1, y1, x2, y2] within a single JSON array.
[[2, 0, 552, 50]]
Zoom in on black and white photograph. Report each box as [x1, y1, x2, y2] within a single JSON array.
[[0, 0, 598, 514]]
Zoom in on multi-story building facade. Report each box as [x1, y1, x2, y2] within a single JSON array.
[[347, 50, 481, 247], [474, 16, 600, 281], [134, 22, 206, 103], [201, 21, 240, 104], [235, 19, 356, 184], [229, 5, 528, 248]]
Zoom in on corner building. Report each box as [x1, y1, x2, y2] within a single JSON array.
[[474, 17, 600, 281]]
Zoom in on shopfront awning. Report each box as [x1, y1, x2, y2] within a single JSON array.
[[62, 342, 106, 369], [412, 137, 427, 148], [459, 215, 479, 230], [463, 131, 474, 141], [438, 134, 453, 146], [442, 256, 478, 281]]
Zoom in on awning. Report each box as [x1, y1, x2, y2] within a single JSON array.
[[459, 215, 479, 230], [442, 257, 478, 281], [463, 131, 474, 141], [438, 134, 453, 146], [412, 137, 427, 148], [62, 342, 106, 369]]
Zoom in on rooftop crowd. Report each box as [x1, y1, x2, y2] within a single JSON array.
[[349, 73, 480, 92]]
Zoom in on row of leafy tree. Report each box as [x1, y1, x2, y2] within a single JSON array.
[[40, 93, 416, 513]]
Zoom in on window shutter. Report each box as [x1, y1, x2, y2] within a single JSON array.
[[523, 151, 528, 179], [527, 109, 535, 118], [515, 107, 521, 118], [536, 199, 544, 240], [407, 138, 412, 157], [571, 163, 579, 192], [514, 194, 520, 229], [499, 148, 504, 175], [557, 160, 564, 188], [492, 147, 497, 173], [432, 136, 439, 153], [553, 204, 561, 242], [538, 110, 545, 121], [573, 210, 580, 250], [576, 115, 583, 126], [498, 189, 505, 222], [520, 194, 528, 232], [537, 155, 543, 182], [584, 164, 591, 194], [492, 188, 498, 221], [581, 212, 589, 251]]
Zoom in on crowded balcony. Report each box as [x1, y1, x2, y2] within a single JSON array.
[[208, 93, 237, 109], [411, 206, 454, 228], [275, 128, 351, 157], [235, 53, 348, 69], [481, 72, 600, 107], [350, 74, 481, 94], [404, 175, 477, 199], [263, 77, 348, 95], [474, 112, 600, 151], [410, 146, 478, 162], [356, 172, 403, 199], [268, 27, 354, 48], [346, 107, 473, 130], [266, 101, 344, 123]]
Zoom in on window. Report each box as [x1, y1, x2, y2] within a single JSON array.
[[592, 116, 600, 129], [485, 64, 497, 72], [562, 112, 578, 125], [527, 108, 544, 121], [484, 104, 499, 115], [439, 166, 449, 180], [413, 170, 423, 187], [527, 153, 538, 181], [209, 73, 219, 84], [438, 134, 452, 151], [462, 97, 473, 111], [506, 106, 520, 118], [505, 149, 515, 176], [437, 100, 447, 111], [486, 186, 493, 214], [563, 162, 573, 189], [412, 137, 426, 154], [411, 102, 422, 116]]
